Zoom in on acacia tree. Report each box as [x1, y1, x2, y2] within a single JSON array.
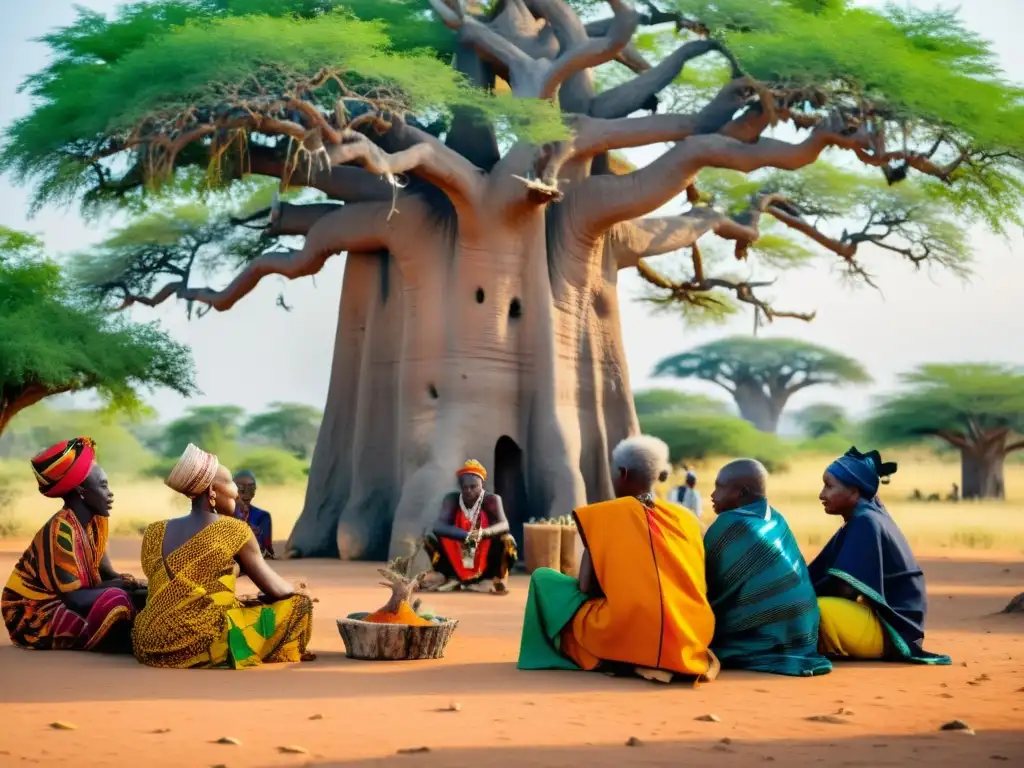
[[245, 402, 323, 459], [0, 227, 195, 436], [794, 402, 848, 439], [3, 0, 1021, 559], [867, 364, 1024, 500], [653, 336, 870, 432]]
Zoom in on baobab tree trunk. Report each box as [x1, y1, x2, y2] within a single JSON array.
[[732, 381, 783, 433], [288, 252, 385, 557], [960, 447, 1006, 500], [288, 203, 636, 560]]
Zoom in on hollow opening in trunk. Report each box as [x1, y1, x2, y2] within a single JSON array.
[[509, 297, 522, 319], [493, 435, 528, 563], [475, 287, 485, 303]]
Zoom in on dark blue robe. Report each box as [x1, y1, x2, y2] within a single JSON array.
[[808, 498, 949, 664]]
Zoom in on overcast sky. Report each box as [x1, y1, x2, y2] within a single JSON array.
[[2, 0, 1022, 423]]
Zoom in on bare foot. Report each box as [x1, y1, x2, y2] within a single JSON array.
[[437, 579, 462, 593], [300, 652, 317, 662], [490, 580, 509, 596]]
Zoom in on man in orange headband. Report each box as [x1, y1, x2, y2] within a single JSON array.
[[423, 460, 517, 594]]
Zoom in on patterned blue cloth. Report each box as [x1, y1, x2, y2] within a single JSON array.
[[827, 453, 882, 497], [705, 499, 832, 677], [807, 498, 950, 665]]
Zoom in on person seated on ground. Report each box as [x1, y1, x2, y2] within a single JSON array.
[[422, 460, 517, 594], [809, 447, 950, 665], [132, 444, 315, 668], [517, 435, 716, 683], [232, 470, 274, 558], [2, 437, 145, 653], [705, 459, 831, 677]]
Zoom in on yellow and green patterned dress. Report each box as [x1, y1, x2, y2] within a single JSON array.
[[131, 517, 313, 668]]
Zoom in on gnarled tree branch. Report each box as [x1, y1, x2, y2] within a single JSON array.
[[635, 243, 815, 323], [538, 1, 639, 100], [117, 201, 405, 313], [590, 38, 742, 120], [572, 112, 874, 236]]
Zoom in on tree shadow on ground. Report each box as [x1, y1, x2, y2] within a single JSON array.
[[258, 731, 1024, 768]]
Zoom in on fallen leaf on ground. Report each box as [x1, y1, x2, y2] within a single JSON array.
[[625, 737, 643, 747], [695, 714, 721, 722], [308, 714, 323, 721], [150, 728, 171, 734], [278, 745, 308, 754], [214, 737, 241, 745], [48, 722, 76, 731], [397, 747, 431, 754]]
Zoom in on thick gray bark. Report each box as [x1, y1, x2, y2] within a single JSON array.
[[960, 445, 1006, 500], [732, 381, 785, 434]]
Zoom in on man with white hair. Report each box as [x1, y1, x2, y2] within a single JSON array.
[[518, 435, 716, 684]]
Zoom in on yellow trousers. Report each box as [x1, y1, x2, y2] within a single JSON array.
[[817, 597, 885, 659]]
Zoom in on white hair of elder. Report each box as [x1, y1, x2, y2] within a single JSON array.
[[610, 435, 672, 489]]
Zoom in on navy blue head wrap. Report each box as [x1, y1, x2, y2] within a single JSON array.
[[827, 447, 897, 498]]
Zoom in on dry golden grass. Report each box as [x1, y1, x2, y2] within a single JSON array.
[[672, 450, 1024, 555], [2, 451, 1023, 554]]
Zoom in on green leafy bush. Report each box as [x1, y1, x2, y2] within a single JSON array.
[[640, 412, 791, 472]]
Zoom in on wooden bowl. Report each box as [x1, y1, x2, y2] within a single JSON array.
[[336, 613, 459, 661]]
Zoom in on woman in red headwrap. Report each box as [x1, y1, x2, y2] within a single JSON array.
[[2, 437, 144, 652], [423, 460, 517, 594]]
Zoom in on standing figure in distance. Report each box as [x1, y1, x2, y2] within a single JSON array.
[[423, 460, 517, 594]]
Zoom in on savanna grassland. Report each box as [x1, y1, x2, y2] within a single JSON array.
[[2, 452, 1023, 555]]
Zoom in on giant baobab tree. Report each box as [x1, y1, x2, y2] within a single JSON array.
[[653, 336, 870, 433], [3, 0, 1021, 558], [867, 364, 1024, 500]]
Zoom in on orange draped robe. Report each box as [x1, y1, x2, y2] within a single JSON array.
[[560, 497, 715, 677]]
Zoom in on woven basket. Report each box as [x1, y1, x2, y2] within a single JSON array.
[[523, 523, 562, 574], [336, 613, 459, 661]]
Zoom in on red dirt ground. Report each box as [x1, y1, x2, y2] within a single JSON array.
[[0, 537, 1022, 767]]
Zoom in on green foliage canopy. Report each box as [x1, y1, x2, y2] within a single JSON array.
[[793, 402, 848, 439], [244, 401, 322, 459], [640, 411, 790, 472], [633, 388, 730, 417], [866, 364, 1024, 455], [654, 336, 871, 394], [161, 404, 246, 460], [1, 0, 564, 213], [0, 227, 196, 434]]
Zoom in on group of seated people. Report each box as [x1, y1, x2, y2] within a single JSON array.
[[517, 435, 951, 679], [3, 433, 951, 680], [1, 438, 312, 668]]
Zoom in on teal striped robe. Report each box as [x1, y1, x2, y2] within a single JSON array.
[[705, 499, 831, 677]]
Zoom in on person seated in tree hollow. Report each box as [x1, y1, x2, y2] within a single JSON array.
[[809, 447, 950, 665], [422, 460, 517, 594], [232, 470, 274, 558], [517, 435, 717, 683], [2, 437, 146, 653], [705, 459, 831, 677], [131, 444, 315, 669]]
